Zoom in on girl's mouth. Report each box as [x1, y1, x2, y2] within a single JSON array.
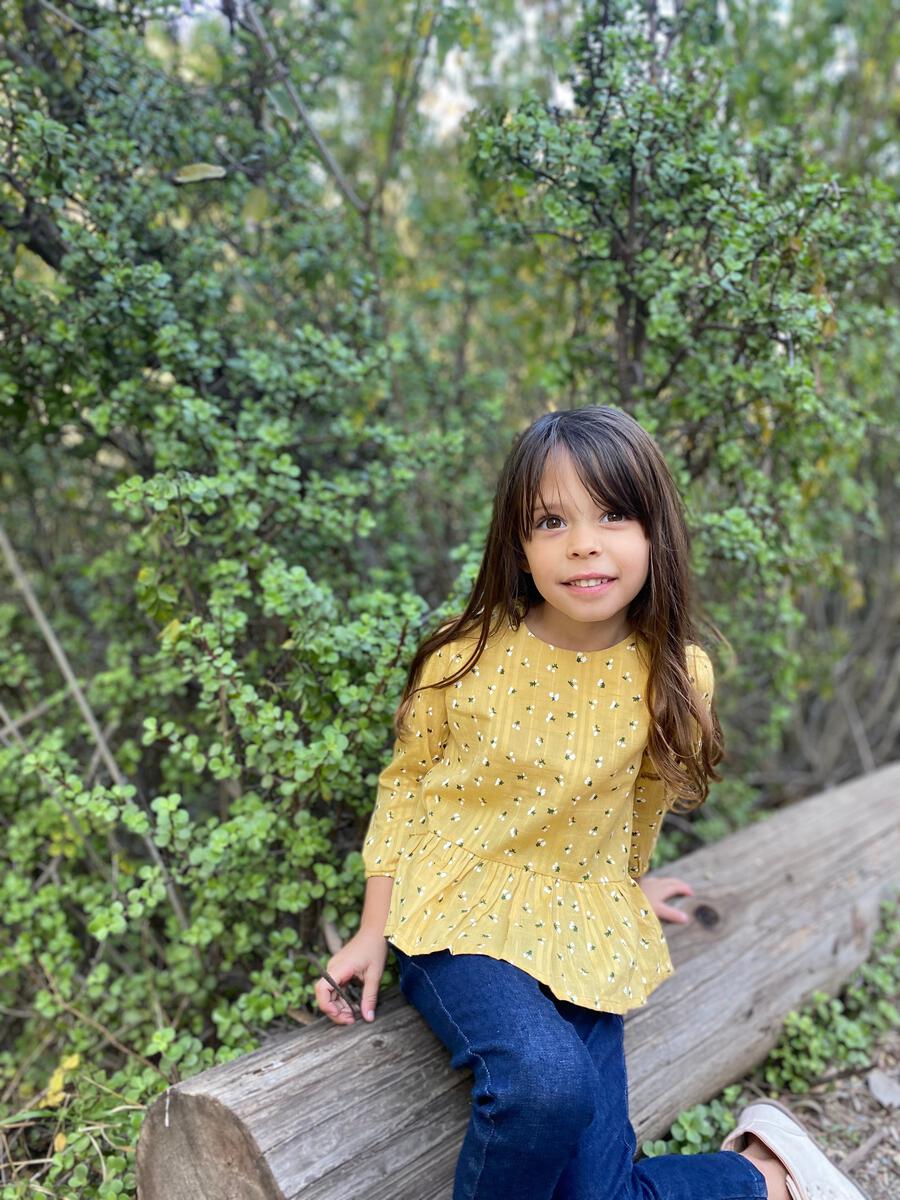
[[563, 577, 616, 593]]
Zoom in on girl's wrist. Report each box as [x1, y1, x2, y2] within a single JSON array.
[[358, 919, 388, 937]]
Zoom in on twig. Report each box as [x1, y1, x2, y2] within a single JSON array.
[[0, 523, 188, 930], [838, 685, 876, 775], [840, 1127, 888, 1174], [320, 970, 363, 1019], [302, 952, 363, 1019], [372, 1, 442, 206], [0, 699, 121, 894], [0, 1029, 57, 1111], [0, 686, 76, 741], [85, 721, 119, 786], [0, 524, 123, 784], [37, 963, 169, 1081]]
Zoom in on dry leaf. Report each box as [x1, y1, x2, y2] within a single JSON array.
[[321, 917, 344, 955], [866, 1068, 900, 1109], [286, 1007, 317, 1025], [172, 163, 227, 184]]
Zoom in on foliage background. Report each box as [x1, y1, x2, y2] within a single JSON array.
[[0, 1, 896, 1194]]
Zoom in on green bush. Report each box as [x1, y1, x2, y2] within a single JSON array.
[[763, 900, 900, 1093], [642, 1086, 743, 1157]]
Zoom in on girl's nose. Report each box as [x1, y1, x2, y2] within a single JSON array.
[[567, 524, 604, 556]]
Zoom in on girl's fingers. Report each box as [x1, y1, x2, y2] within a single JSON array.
[[315, 972, 358, 1022], [361, 965, 383, 1023], [657, 877, 694, 897], [659, 904, 691, 924]]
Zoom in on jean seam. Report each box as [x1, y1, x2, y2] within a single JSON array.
[[404, 954, 496, 1200], [616, 1017, 633, 1165]]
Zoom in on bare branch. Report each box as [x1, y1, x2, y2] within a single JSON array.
[[243, 1, 368, 216], [0, 685, 74, 741], [372, 1, 442, 207], [0, 523, 189, 930]]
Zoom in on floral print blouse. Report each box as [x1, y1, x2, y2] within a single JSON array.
[[362, 615, 714, 1013]]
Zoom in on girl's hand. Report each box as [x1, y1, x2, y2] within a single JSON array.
[[639, 875, 694, 924], [314, 929, 390, 1026]]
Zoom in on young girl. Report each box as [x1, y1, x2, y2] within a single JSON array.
[[315, 406, 868, 1200]]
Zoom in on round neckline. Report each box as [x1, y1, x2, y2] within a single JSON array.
[[518, 615, 637, 658]]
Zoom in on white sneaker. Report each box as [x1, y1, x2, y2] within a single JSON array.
[[720, 1099, 872, 1200]]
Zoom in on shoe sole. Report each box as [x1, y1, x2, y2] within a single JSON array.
[[747, 1097, 874, 1200]]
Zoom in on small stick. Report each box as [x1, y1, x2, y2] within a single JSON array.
[[840, 1127, 887, 1175], [320, 970, 364, 1020]]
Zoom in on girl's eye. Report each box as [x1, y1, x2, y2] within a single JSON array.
[[534, 512, 627, 530]]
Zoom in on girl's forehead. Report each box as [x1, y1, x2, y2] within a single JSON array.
[[530, 449, 610, 507]]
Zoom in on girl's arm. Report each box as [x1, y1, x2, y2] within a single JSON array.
[[361, 643, 451, 879], [360, 874, 394, 936], [628, 752, 668, 882], [629, 644, 715, 882], [629, 763, 697, 925], [314, 645, 453, 1027]]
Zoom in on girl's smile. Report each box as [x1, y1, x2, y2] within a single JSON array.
[[562, 575, 617, 593], [521, 450, 650, 651]]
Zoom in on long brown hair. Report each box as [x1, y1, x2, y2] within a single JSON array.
[[394, 406, 724, 811]]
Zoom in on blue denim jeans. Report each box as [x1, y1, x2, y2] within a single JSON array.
[[391, 945, 767, 1200]]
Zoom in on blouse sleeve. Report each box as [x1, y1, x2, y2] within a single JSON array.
[[361, 643, 451, 879], [628, 644, 715, 881]]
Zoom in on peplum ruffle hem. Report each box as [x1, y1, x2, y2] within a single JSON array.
[[384, 827, 674, 1014]]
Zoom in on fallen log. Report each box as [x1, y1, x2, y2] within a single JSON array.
[[136, 764, 900, 1200]]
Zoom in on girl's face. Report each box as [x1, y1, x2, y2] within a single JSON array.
[[520, 449, 650, 651]]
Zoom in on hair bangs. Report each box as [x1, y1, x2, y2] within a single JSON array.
[[561, 436, 647, 526], [517, 425, 648, 539]]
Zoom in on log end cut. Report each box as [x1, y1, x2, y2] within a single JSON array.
[[136, 1087, 284, 1200]]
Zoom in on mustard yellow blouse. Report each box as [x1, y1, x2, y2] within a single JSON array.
[[362, 615, 714, 1013]]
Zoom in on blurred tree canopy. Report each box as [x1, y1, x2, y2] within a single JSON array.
[[0, 1, 896, 1194]]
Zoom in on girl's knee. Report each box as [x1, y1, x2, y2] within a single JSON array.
[[475, 1046, 597, 1135]]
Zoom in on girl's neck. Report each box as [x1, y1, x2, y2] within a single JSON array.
[[523, 604, 634, 653]]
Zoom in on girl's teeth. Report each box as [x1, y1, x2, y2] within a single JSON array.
[[569, 579, 612, 587]]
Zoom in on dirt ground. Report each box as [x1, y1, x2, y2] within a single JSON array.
[[739, 1025, 899, 1199]]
